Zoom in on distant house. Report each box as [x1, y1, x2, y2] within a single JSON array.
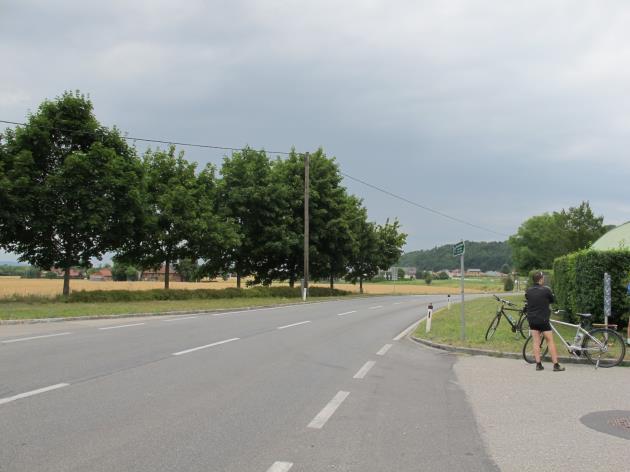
[[402, 267, 417, 278], [466, 269, 482, 277], [141, 265, 182, 282], [51, 267, 85, 279], [90, 268, 113, 281]]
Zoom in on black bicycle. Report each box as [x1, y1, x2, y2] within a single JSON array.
[[485, 295, 530, 341]]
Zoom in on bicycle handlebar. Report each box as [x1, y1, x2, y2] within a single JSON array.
[[493, 294, 516, 306]]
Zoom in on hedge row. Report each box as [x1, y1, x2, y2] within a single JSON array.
[[552, 250, 630, 326], [63, 286, 352, 303]]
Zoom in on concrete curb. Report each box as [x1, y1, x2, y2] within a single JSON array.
[[0, 295, 380, 325], [410, 325, 630, 367]]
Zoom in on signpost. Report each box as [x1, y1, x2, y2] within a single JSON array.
[[604, 272, 611, 328], [453, 241, 466, 340]]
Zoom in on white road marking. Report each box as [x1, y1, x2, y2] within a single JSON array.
[[172, 337, 240, 356], [2, 332, 72, 344], [162, 316, 199, 322], [308, 391, 350, 429], [393, 302, 403, 305], [336, 310, 356, 316], [266, 462, 293, 472], [277, 320, 311, 330], [368, 305, 383, 310], [393, 318, 425, 341], [353, 360, 376, 379], [98, 323, 145, 331], [376, 344, 392, 356], [0, 383, 70, 406]]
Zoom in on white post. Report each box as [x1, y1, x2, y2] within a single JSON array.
[[426, 303, 433, 333], [460, 252, 466, 340], [604, 272, 611, 328], [447, 294, 451, 310]]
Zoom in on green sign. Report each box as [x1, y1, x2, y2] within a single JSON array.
[[453, 241, 465, 256]]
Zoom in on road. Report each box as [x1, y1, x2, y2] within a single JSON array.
[[0, 295, 497, 472]]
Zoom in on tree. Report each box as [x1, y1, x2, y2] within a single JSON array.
[[500, 263, 511, 275], [345, 203, 379, 293], [218, 149, 288, 288], [508, 201, 606, 271], [175, 259, 200, 282], [397, 268, 406, 280], [503, 276, 514, 291], [0, 91, 143, 295], [424, 272, 433, 285], [377, 219, 407, 274], [116, 146, 237, 289]]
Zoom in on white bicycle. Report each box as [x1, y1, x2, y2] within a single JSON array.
[[523, 312, 626, 368]]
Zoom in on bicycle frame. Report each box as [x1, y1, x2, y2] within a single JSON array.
[[549, 319, 608, 356], [498, 305, 525, 330]]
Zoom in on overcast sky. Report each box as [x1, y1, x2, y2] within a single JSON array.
[[2, 1, 630, 261]]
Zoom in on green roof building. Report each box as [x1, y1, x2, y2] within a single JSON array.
[[591, 222, 630, 251]]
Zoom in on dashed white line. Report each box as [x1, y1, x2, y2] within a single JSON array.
[[266, 462, 293, 472], [336, 310, 356, 316], [353, 360, 376, 379], [393, 302, 403, 305], [368, 305, 383, 310], [172, 337, 240, 356], [308, 390, 350, 429], [98, 323, 145, 331], [376, 344, 392, 356], [2, 332, 72, 344], [162, 316, 199, 322], [277, 320, 311, 330], [0, 383, 70, 406], [393, 318, 425, 341]]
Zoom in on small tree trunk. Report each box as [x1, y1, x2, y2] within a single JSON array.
[[289, 275, 295, 288], [359, 276, 364, 294], [62, 265, 71, 296], [330, 273, 334, 290], [236, 272, 241, 289], [164, 259, 170, 290]]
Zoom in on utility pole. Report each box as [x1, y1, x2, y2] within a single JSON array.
[[303, 152, 310, 301]]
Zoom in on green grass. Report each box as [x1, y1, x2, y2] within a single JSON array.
[[366, 277, 526, 292], [414, 295, 629, 360], [0, 296, 351, 320]]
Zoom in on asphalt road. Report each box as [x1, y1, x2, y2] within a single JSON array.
[[0, 295, 497, 472]]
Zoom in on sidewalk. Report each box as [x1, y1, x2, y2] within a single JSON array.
[[453, 355, 630, 472]]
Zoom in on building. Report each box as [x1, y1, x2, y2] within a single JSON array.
[[465, 268, 482, 277], [89, 268, 113, 281], [50, 267, 85, 279], [140, 265, 182, 282], [591, 222, 630, 250]]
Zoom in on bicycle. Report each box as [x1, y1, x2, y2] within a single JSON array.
[[523, 311, 626, 368], [485, 295, 530, 341]]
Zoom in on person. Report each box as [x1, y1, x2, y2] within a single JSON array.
[[526, 271, 565, 371]]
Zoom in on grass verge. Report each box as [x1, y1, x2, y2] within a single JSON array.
[[0, 296, 353, 320], [413, 295, 629, 360]]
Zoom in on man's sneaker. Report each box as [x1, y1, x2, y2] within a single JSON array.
[[536, 363, 544, 371], [553, 363, 565, 372]]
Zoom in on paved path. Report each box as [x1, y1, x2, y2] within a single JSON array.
[[0, 295, 496, 472], [454, 354, 630, 472]]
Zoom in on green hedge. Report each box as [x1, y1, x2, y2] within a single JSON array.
[[63, 286, 351, 303], [552, 250, 630, 326]]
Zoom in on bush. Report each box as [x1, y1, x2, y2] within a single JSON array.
[[437, 271, 450, 280], [424, 272, 432, 285], [63, 286, 352, 303], [553, 250, 630, 326], [503, 276, 514, 291]]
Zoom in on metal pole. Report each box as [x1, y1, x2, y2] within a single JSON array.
[[303, 152, 310, 301], [460, 252, 466, 340], [604, 272, 611, 328]]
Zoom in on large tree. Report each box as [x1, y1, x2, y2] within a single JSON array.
[[0, 91, 143, 295], [509, 201, 606, 271], [218, 148, 289, 288], [116, 146, 237, 289]]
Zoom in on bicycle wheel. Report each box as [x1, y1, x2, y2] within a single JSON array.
[[522, 334, 548, 364], [582, 328, 626, 368], [518, 316, 530, 339], [485, 314, 501, 341]]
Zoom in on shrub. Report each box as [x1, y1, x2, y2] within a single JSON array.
[[553, 250, 630, 326], [503, 276, 514, 291]]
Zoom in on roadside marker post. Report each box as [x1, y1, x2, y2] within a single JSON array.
[[426, 302, 433, 333], [447, 294, 451, 310], [453, 241, 466, 341]]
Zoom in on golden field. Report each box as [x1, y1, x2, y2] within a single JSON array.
[[0, 278, 486, 298]]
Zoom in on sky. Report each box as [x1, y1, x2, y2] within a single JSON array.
[[2, 0, 630, 262]]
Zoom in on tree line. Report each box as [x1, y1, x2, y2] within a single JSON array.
[[0, 91, 406, 295]]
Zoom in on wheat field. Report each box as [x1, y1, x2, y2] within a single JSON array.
[[0, 277, 485, 299]]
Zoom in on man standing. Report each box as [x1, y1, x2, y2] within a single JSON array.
[[526, 271, 565, 371]]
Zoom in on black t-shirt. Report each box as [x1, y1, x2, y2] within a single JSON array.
[[525, 284, 555, 322]]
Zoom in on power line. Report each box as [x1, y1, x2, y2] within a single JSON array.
[[0, 118, 507, 237]]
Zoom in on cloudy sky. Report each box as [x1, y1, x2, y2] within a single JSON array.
[[2, 1, 630, 259]]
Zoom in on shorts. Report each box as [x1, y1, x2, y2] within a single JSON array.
[[528, 319, 552, 332]]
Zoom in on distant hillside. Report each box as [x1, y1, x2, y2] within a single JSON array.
[[398, 241, 512, 272]]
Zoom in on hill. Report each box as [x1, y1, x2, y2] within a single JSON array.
[[398, 241, 512, 272]]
